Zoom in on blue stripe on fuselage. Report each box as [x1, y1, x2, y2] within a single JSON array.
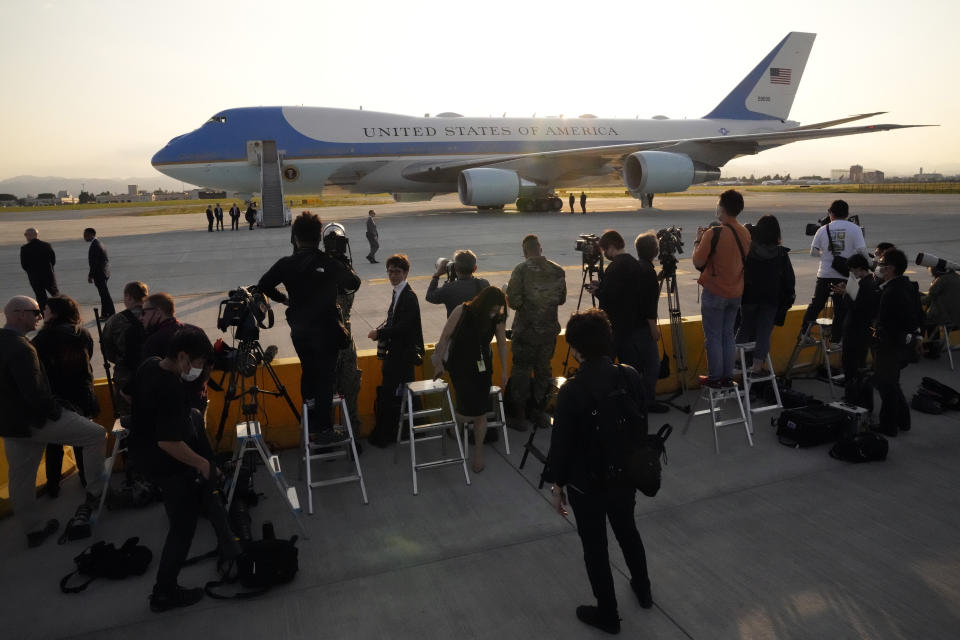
[[152, 107, 649, 165]]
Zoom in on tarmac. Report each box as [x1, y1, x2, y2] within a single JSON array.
[[1, 191, 957, 374], [1, 192, 960, 638]]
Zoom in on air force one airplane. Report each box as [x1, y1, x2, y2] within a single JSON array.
[[152, 32, 923, 212]]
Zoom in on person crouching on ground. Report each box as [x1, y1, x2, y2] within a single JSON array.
[[543, 308, 652, 634], [432, 286, 509, 472]]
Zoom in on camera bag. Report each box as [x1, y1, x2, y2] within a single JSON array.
[[60, 537, 153, 593], [829, 431, 889, 463], [920, 377, 960, 410], [911, 390, 943, 415], [775, 405, 851, 448], [765, 383, 823, 410], [825, 222, 851, 277], [205, 522, 299, 600]]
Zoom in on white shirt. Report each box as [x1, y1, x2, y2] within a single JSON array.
[[810, 219, 866, 279], [391, 280, 407, 312]]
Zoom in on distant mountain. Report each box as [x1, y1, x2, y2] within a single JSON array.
[[0, 174, 192, 198]]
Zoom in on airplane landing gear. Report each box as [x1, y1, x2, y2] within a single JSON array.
[[639, 193, 655, 208], [516, 196, 564, 212]]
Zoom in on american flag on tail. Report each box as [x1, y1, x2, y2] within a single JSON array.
[[770, 68, 792, 85]]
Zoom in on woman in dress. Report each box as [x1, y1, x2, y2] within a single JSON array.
[[433, 286, 509, 472], [32, 295, 99, 496]]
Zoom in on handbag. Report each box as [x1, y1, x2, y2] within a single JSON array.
[[60, 537, 153, 593]]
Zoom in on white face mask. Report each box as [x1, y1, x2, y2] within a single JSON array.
[[181, 366, 203, 382]]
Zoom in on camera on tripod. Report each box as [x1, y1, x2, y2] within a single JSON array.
[[322, 222, 352, 265], [434, 257, 457, 281], [805, 214, 863, 237], [575, 233, 603, 268], [216, 285, 274, 342], [656, 226, 683, 273]]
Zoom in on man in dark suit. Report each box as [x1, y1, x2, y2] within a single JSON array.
[[367, 254, 424, 447], [84, 227, 115, 317], [205, 205, 214, 232], [213, 203, 224, 231], [20, 228, 59, 309]]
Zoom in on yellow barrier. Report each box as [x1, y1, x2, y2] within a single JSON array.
[[3, 309, 954, 515]]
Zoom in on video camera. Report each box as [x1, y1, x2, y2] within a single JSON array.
[[806, 214, 864, 237], [216, 285, 274, 342], [212, 338, 278, 376], [322, 222, 352, 265], [656, 226, 683, 273], [916, 252, 959, 273], [435, 257, 457, 281], [575, 233, 603, 269]]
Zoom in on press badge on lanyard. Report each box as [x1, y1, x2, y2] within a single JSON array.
[[477, 359, 486, 372]]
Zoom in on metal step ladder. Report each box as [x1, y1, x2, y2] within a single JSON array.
[[300, 398, 368, 515], [683, 381, 753, 454], [258, 140, 286, 228], [735, 342, 782, 434], [784, 318, 844, 398]]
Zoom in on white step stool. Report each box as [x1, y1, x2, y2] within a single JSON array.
[[301, 397, 368, 515], [684, 381, 753, 454], [394, 379, 471, 495], [735, 342, 783, 434], [94, 418, 127, 523], [462, 385, 511, 458]]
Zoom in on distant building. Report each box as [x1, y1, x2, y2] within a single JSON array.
[[864, 170, 885, 184], [849, 164, 864, 183], [831, 169, 848, 182], [128, 184, 138, 196]]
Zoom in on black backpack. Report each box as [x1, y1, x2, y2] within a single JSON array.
[[60, 537, 153, 593], [921, 377, 960, 410], [205, 522, 299, 599], [829, 432, 889, 463], [586, 366, 672, 497]]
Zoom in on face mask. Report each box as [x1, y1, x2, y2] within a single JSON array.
[[181, 366, 203, 382]]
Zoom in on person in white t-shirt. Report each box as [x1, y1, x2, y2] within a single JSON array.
[[800, 200, 867, 343]]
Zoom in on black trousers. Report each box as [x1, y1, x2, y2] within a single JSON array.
[[291, 331, 338, 432], [92, 275, 115, 317], [371, 353, 415, 443], [615, 327, 659, 407], [874, 344, 910, 432], [842, 335, 873, 411], [231, 216, 239, 230], [802, 277, 846, 341], [155, 471, 202, 592], [568, 486, 649, 615], [27, 273, 58, 310]]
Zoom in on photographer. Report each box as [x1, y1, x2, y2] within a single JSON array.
[[831, 254, 879, 407], [127, 327, 216, 612], [801, 200, 868, 344], [691, 190, 751, 387], [543, 309, 652, 634], [258, 212, 361, 444], [586, 230, 666, 412], [922, 264, 960, 330], [873, 250, 921, 437], [505, 234, 567, 429], [426, 250, 490, 317]]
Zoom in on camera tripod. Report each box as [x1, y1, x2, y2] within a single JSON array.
[[657, 255, 691, 412], [213, 339, 301, 449]]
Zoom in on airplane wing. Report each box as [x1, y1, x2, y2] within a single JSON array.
[[401, 123, 929, 185]]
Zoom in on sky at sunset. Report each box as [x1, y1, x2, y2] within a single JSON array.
[[1, 0, 956, 186]]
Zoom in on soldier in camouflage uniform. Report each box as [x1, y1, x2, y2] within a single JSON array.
[[505, 234, 567, 430], [334, 290, 363, 433]]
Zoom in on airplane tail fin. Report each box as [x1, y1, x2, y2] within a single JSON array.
[[704, 32, 816, 121]]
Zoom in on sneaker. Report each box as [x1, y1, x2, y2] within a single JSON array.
[[64, 502, 93, 541], [575, 605, 621, 634], [149, 585, 204, 613], [26, 519, 59, 548], [647, 401, 670, 414], [631, 578, 653, 609], [799, 334, 819, 347]]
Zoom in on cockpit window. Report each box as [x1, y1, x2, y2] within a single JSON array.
[[208, 115, 227, 124]]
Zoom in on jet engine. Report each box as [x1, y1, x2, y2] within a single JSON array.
[[457, 168, 521, 207], [623, 151, 720, 196]]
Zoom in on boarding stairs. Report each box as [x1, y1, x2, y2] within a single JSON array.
[[256, 140, 286, 228]]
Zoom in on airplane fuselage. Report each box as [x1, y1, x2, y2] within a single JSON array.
[[151, 106, 795, 195]]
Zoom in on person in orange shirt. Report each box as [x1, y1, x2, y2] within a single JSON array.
[[691, 190, 752, 387]]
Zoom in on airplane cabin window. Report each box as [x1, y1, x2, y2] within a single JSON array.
[[208, 115, 228, 124]]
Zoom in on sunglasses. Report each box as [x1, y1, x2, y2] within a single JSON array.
[[18, 309, 43, 317]]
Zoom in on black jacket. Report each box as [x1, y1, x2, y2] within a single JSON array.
[[877, 276, 921, 347], [742, 243, 795, 306], [594, 253, 649, 341], [0, 328, 61, 437], [544, 357, 646, 492], [31, 323, 98, 417], [376, 283, 424, 364], [20, 239, 56, 280], [842, 275, 880, 345], [258, 248, 361, 333], [88, 237, 110, 279]]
